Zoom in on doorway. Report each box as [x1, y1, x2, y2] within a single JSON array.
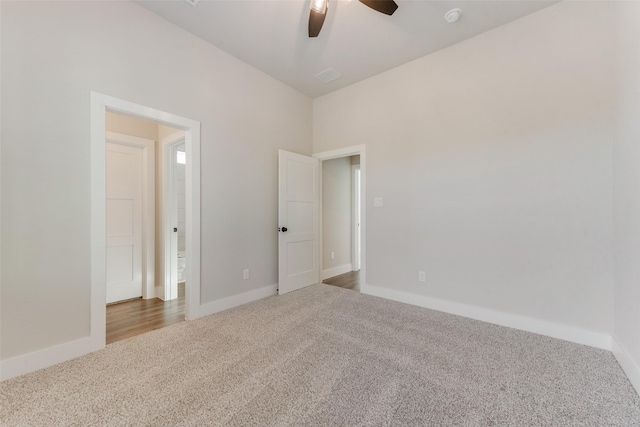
[[90, 92, 201, 351], [320, 155, 362, 291], [315, 145, 367, 292], [276, 145, 366, 296], [103, 112, 188, 343]]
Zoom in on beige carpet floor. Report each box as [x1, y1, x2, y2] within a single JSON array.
[[1, 284, 639, 426]]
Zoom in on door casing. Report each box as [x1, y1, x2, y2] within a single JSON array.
[[314, 145, 367, 291], [90, 92, 201, 351], [351, 163, 361, 272]]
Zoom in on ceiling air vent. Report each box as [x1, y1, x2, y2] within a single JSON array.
[[315, 68, 342, 84], [183, 0, 200, 6]]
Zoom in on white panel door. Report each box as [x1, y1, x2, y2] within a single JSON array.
[[106, 142, 143, 303], [278, 150, 320, 294]]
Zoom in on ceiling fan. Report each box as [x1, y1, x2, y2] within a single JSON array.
[[308, 0, 398, 37]]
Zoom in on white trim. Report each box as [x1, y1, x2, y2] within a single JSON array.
[[0, 337, 95, 381], [351, 164, 361, 271], [612, 336, 640, 395], [314, 146, 365, 161], [362, 284, 612, 350], [321, 264, 353, 280], [316, 157, 324, 284], [105, 132, 156, 300], [314, 145, 366, 291], [90, 92, 108, 353], [0, 0, 3, 381], [195, 284, 278, 318]]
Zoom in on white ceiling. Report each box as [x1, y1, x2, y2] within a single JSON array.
[[136, 0, 558, 98]]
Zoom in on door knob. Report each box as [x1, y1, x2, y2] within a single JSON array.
[[173, 227, 178, 232], [279, 227, 288, 232]]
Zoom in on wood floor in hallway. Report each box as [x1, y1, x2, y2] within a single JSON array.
[[106, 284, 185, 344], [323, 270, 360, 291]]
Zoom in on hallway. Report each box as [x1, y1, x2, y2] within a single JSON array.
[[323, 271, 360, 291], [106, 284, 185, 344]]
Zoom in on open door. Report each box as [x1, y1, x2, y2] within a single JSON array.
[[278, 150, 320, 294]]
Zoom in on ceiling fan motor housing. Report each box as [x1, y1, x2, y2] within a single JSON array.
[[309, 0, 399, 37]]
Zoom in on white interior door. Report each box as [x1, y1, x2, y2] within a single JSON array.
[[106, 142, 143, 304], [278, 150, 320, 294]]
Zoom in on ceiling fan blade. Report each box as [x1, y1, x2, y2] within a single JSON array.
[[308, 9, 327, 37], [359, 0, 398, 16]]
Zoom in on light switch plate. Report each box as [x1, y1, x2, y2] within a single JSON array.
[[374, 197, 383, 207]]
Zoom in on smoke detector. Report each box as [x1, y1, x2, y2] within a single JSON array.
[[444, 8, 462, 24]]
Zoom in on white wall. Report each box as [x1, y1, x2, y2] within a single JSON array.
[[313, 1, 615, 337], [0, 1, 311, 361], [322, 157, 352, 277], [612, 1, 640, 394]]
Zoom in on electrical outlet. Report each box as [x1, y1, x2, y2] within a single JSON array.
[[243, 268, 250, 280], [331, 251, 335, 260], [418, 271, 426, 282]]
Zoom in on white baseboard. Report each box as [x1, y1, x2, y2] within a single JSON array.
[[2, 283, 616, 383], [321, 264, 352, 280], [0, 336, 100, 381], [194, 284, 278, 319], [612, 336, 640, 396], [361, 284, 612, 350], [1, 284, 277, 382]]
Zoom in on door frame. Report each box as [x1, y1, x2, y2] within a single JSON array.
[[351, 163, 361, 272], [90, 92, 201, 350], [105, 132, 155, 300], [314, 145, 366, 291], [160, 132, 186, 301]]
